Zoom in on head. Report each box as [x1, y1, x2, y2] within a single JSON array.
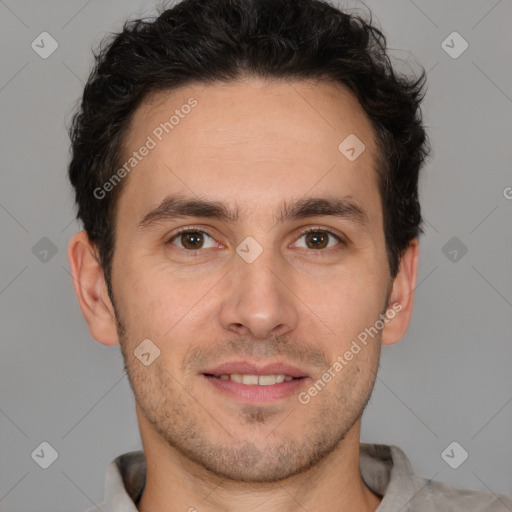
[[68, 0, 429, 483]]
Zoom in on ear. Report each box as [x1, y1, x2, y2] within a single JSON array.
[[67, 231, 120, 346], [381, 238, 419, 346]]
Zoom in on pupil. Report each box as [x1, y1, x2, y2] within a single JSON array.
[[183, 231, 203, 249], [306, 232, 327, 249]]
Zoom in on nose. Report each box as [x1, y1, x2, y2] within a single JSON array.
[[219, 246, 299, 341]]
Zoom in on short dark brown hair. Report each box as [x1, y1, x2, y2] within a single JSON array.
[[68, 0, 430, 295]]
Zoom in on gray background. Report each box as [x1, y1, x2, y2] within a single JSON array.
[[1, 0, 511, 510]]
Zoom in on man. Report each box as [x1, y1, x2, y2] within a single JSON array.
[[66, 0, 512, 510]]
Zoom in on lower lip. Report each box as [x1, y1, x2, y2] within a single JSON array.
[[202, 375, 309, 404]]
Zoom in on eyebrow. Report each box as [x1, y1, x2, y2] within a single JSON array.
[[137, 194, 370, 231]]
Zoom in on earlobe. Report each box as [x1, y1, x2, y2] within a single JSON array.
[[67, 231, 120, 346], [381, 238, 419, 346]]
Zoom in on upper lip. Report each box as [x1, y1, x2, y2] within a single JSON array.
[[202, 361, 309, 378]]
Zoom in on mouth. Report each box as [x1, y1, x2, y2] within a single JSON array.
[[200, 361, 310, 403], [204, 373, 304, 385]]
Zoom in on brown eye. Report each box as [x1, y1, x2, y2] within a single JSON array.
[[168, 230, 216, 250], [304, 231, 329, 249], [180, 231, 204, 249], [295, 229, 342, 251]]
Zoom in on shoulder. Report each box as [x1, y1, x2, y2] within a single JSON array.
[[388, 444, 512, 512], [361, 444, 512, 512], [420, 477, 512, 511], [80, 450, 146, 512]]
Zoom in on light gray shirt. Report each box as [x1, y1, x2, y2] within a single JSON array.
[[85, 443, 512, 511]]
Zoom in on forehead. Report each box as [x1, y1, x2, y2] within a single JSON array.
[[118, 78, 381, 225]]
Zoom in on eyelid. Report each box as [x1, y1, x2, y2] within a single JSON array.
[[295, 226, 347, 243]]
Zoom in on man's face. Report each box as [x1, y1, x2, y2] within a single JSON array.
[[111, 78, 392, 482]]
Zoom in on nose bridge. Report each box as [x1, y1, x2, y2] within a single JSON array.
[[238, 244, 281, 297], [235, 239, 285, 308], [220, 238, 299, 339]]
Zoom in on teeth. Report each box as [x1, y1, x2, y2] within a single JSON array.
[[217, 374, 295, 385], [242, 374, 259, 385], [258, 375, 277, 386]]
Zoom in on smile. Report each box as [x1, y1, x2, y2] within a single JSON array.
[[205, 373, 300, 385]]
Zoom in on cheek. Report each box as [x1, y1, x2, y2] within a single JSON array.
[[118, 260, 216, 345], [303, 265, 388, 350]]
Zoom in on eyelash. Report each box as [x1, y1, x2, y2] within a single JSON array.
[[166, 226, 346, 255]]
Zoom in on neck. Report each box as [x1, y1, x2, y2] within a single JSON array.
[[136, 417, 382, 512]]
